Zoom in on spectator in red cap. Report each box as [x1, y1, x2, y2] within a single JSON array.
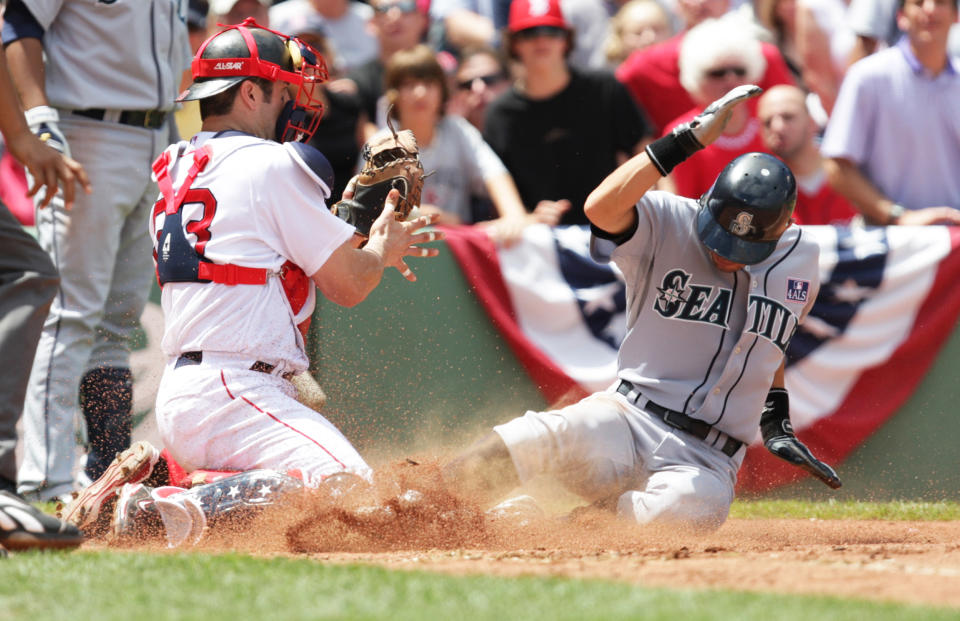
[[430, 0, 609, 70], [481, 0, 651, 226]]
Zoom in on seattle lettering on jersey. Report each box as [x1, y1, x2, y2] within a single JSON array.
[[653, 269, 732, 327], [746, 294, 799, 352]]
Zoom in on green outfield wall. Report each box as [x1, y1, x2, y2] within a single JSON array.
[[308, 242, 960, 501]]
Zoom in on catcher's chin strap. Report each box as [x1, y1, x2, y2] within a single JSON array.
[[153, 145, 268, 286]]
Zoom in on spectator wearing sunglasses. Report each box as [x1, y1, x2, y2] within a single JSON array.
[[615, 0, 795, 135], [482, 0, 650, 226], [348, 0, 430, 140], [659, 16, 770, 199], [446, 46, 511, 132]]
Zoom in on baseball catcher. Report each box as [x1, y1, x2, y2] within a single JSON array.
[[332, 119, 425, 237]]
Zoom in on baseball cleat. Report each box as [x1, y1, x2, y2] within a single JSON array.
[[60, 441, 160, 536], [0, 490, 84, 550]]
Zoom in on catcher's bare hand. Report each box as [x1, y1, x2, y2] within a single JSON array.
[[367, 188, 443, 282], [689, 84, 763, 147]]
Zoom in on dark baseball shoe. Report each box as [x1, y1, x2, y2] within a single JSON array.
[[0, 490, 84, 550], [60, 441, 160, 536]]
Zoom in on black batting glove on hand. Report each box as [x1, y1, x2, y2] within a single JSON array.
[[25, 106, 70, 156], [760, 389, 842, 489], [646, 84, 763, 176]]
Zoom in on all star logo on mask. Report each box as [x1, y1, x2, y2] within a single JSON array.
[[729, 212, 756, 236], [213, 61, 243, 71]]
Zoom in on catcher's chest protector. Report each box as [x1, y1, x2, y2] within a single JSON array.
[[153, 145, 268, 287]]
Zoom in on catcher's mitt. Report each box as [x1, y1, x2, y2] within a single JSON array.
[[332, 122, 424, 236]]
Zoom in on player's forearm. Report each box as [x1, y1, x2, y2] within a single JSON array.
[[312, 241, 387, 307], [4, 37, 48, 109], [823, 157, 896, 224], [0, 45, 31, 143], [341, 242, 397, 306], [584, 151, 660, 234]]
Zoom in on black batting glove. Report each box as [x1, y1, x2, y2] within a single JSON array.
[[760, 389, 842, 489]]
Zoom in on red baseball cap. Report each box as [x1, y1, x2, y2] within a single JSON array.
[[508, 0, 568, 33]]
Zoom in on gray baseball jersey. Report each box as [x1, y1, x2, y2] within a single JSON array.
[[609, 191, 820, 444], [493, 190, 819, 529], [15, 0, 191, 501], [22, 0, 190, 111]]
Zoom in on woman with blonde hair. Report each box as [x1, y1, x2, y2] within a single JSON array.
[[664, 15, 770, 198]]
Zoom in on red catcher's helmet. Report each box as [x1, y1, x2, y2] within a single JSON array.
[[178, 18, 328, 143]]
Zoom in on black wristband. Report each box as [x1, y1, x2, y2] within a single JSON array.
[[644, 126, 705, 176], [760, 388, 792, 441]]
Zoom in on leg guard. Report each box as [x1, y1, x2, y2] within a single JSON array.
[[177, 469, 304, 527], [80, 367, 133, 480]]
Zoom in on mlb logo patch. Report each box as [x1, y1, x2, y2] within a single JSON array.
[[786, 278, 810, 303]]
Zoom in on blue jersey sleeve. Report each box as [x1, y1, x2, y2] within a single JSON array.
[[1, 0, 44, 45]]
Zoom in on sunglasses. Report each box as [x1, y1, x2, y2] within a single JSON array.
[[514, 25, 567, 40], [374, 0, 419, 13], [456, 72, 507, 90], [705, 66, 747, 79]]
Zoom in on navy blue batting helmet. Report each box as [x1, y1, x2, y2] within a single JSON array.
[[696, 152, 796, 265]]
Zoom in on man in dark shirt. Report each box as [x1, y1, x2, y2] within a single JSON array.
[[482, 0, 650, 226]]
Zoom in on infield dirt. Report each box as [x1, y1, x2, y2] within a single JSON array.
[[96, 459, 960, 610]]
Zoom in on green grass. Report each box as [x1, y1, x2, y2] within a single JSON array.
[[729, 499, 960, 520], [0, 550, 955, 621], [8, 500, 957, 620]]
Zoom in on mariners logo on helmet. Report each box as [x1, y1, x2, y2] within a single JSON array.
[[696, 153, 797, 265], [728, 212, 756, 236]]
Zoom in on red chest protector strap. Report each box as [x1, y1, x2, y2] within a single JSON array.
[[153, 145, 267, 286]]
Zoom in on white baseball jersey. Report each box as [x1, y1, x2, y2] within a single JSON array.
[[21, 0, 191, 111], [609, 191, 820, 443], [150, 132, 356, 372]]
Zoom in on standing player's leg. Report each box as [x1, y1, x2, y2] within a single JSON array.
[[17, 119, 126, 501], [82, 136, 158, 480]]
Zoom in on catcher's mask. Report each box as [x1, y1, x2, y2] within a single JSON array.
[[696, 152, 796, 265], [177, 17, 328, 143]]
